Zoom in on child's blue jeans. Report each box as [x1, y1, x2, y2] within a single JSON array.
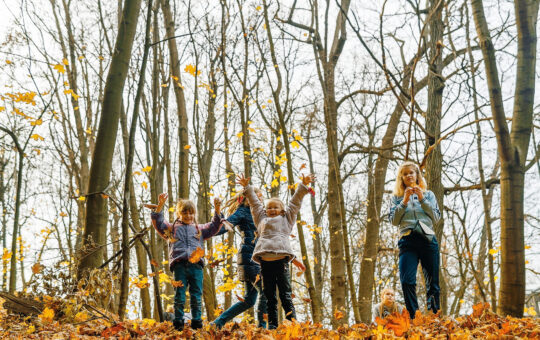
[[172, 260, 204, 323], [213, 279, 267, 328], [398, 233, 440, 318]]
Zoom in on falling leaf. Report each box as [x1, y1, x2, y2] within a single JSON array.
[[32, 263, 43, 274], [30, 119, 42, 126], [78, 196, 86, 202], [291, 141, 300, 149], [334, 309, 344, 320], [53, 64, 65, 74], [189, 247, 204, 263], [62, 58, 69, 65], [184, 145, 191, 150], [30, 134, 44, 141], [184, 64, 201, 76], [5, 60, 12, 64], [256, 5, 261, 11], [236, 132, 244, 138], [171, 280, 184, 288], [142, 166, 152, 172], [150, 259, 159, 267], [141, 181, 148, 190]]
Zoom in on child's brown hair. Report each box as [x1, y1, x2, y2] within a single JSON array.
[[223, 188, 263, 216], [175, 199, 197, 221]]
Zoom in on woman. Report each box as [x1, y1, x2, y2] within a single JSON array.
[[389, 161, 441, 318]]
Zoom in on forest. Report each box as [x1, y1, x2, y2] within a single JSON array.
[[0, 0, 539, 338]]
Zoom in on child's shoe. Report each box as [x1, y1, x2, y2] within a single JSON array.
[[191, 319, 203, 329], [173, 319, 184, 331]]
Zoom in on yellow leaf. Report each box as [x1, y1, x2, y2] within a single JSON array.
[[267, 99, 272, 103], [142, 166, 152, 172], [184, 64, 201, 76], [256, 5, 261, 11], [39, 307, 55, 324], [295, 134, 303, 141], [141, 181, 148, 190], [184, 145, 191, 149], [98, 55, 104, 60], [27, 325, 35, 334], [6, 60, 12, 64], [271, 179, 279, 188], [30, 119, 43, 126], [133, 171, 141, 176], [78, 196, 86, 201], [247, 120, 253, 125], [488, 248, 498, 255], [85, 128, 92, 134], [236, 132, 244, 138], [161, 83, 168, 87], [0, 106, 5, 112], [159, 272, 171, 284], [290, 140, 300, 149], [30, 134, 44, 141], [62, 58, 69, 65], [78, 55, 84, 60], [53, 64, 65, 74], [59, 212, 67, 217], [525, 245, 531, 249]]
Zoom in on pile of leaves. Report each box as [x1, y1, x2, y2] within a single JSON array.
[[1, 297, 539, 339]]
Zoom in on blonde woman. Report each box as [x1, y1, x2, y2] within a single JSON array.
[[372, 288, 404, 320], [389, 161, 441, 318]]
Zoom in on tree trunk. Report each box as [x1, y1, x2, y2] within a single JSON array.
[[160, 0, 189, 199], [118, 0, 152, 320], [77, 0, 142, 279], [424, 0, 446, 314], [470, 0, 538, 317]]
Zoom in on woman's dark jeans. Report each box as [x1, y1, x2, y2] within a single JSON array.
[[260, 258, 296, 329], [213, 279, 267, 328], [398, 233, 440, 318]]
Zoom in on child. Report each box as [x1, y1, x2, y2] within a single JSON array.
[[211, 189, 268, 329], [372, 288, 404, 321], [147, 193, 224, 331], [237, 173, 313, 329]]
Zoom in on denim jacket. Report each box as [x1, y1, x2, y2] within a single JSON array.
[[151, 211, 223, 270], [388, 190, 441, 237]]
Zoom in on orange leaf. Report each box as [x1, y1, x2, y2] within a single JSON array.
[[334, 309, 344, 320], [236, 294, 245, 302], [150, 259, 159, 267], [254, 274, 260, 284], [31, 263, 43, 274], [101, 323, 125, 338], [188, 247, 205, 263], [299, 163, 306, 170], [171, 280, 184, 288], [383, 308, 410, 337]]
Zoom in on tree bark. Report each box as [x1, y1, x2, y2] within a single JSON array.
[[77, 0, 142, 279], [470, 0, 538, 317]]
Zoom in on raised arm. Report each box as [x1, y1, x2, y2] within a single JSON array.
[[244, 185, 265, 227], [201, 197, 225, 239], [284, 174, 315, 226], [147, 193, 173, 239]]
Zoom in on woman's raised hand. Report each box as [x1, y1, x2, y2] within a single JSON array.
[[301, 173, 316, 186], [236, 173, 250, 187]]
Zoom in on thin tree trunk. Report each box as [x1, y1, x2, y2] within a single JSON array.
[[160, 0, 189, 198], [118, 0, 152, 320], [77, 0, 142, 279], [424, 0, 446, 314]]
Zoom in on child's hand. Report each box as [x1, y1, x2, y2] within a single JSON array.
[[214, 197, 222, 214], [236, 173, 250, 187], [158, 193, 168, 205], [300, 173, 316, 186]]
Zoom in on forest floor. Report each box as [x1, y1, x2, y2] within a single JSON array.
[[1, 296, 539, 339]]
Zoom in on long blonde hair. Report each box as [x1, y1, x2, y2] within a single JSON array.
[[224, 188, 263, 216], [392, 161, 427, 196]]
